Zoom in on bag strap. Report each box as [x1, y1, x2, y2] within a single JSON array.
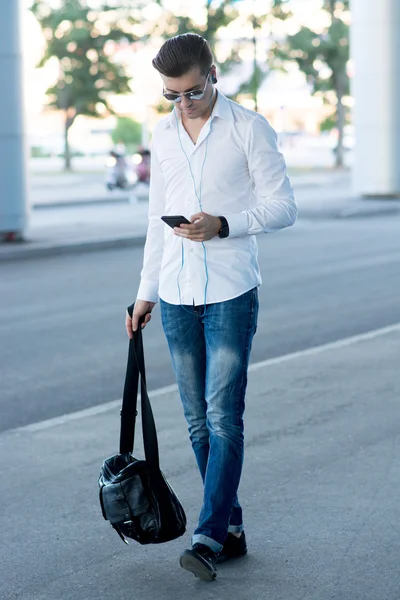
[[119, 312, 140, 454], [119, 304, 160, 469]]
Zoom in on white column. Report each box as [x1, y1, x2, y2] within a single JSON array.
[[351, 0, 400, 196], [0, 0, 28, 238]]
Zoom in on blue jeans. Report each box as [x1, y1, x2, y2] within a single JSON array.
[[160, 288, 259, 553]]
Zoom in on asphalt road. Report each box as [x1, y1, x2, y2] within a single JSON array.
[[1, 215, 400, 433]]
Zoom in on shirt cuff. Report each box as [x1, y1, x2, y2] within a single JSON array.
[[225, 212, 249, 238], [136, 279, 159, 304]]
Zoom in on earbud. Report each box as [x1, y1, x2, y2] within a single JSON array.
[[211, 75, 217, 84]]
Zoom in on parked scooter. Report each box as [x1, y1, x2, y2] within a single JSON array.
[[133, 148, 151, 184], [105, 150, 138, 191]]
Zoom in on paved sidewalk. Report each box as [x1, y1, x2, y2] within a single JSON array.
[[1, 325, 399, 599], [28, 169, 347, 208], [0, 198, 150, 260], [1, 171, 400, 261], [30, 174, 149, 207]]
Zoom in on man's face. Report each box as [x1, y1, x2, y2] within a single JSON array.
[[161, 67, 214, 120]]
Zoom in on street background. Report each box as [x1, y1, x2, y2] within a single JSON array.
[[2, 1, 400, 598]]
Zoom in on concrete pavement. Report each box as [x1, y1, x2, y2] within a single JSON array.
[[1, 323, 399, 599], [30, 174, 150, 208], [0, 198, 150, 260], [28, 169, 348, 208], [1, 169, 399, 261]]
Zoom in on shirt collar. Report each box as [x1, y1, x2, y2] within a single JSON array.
[[163, 91, 234, 129], [211, 91, 234, 122]]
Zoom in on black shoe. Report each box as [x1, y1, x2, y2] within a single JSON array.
[[179, 543, 218, 580], [217, 532, 247, 564]]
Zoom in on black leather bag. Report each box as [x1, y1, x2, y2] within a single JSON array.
[[98, 306, 186, 545]]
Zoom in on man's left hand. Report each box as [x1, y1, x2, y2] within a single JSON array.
[[174, 212, 221, 242]]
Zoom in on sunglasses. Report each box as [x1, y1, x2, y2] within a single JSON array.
[[163, 72, 211, 103]]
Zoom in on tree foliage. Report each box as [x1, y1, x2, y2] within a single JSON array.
[[111, 116, 142, 150], [270, 0, 350, 166], [154, 0, 239, 62], [32, 0, 352, 170], [231, 3, 291, 112], [31, 0, 136, 169]]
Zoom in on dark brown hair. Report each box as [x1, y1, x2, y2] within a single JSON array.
[[152, 33, 213, 78]]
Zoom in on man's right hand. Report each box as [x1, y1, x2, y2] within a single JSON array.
[[125, 299, 156, 339]]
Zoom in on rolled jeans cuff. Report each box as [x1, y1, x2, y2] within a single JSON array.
[[192, 534, 223, 554], [228, 524, 244, 534]]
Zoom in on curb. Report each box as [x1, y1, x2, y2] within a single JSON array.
[[299, 205, 400, 221], [1, 203, 399, 262], [32, 197, 131, 210], [0, 234, 146, 262]]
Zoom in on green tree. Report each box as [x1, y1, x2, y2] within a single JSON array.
[[155, 0, 239, 60], [270, 0, 350, 167], [228, 12, 267, 113], [31, 0, 136, 170], [230, 1, 294, 111], [111, 116, 142, 150]]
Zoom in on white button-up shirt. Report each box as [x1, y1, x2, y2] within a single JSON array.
[[137, 92, 297, 306]]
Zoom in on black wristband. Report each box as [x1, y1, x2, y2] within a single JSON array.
[[217, 216, 229, 239]]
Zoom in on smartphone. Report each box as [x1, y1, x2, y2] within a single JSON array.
[[161, 215, 191, 228]]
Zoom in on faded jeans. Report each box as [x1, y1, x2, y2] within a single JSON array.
[[160, 288, 259, 553]]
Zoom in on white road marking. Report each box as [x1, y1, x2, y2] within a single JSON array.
[[10, 322, 400, 434], [248, 322, 400, 372]]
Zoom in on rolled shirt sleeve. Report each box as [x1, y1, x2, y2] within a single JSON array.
[[226, 116, 297, 238], [136, 143, 166, 303]]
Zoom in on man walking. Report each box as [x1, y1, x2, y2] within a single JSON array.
[[126, 33, 297, 580]]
